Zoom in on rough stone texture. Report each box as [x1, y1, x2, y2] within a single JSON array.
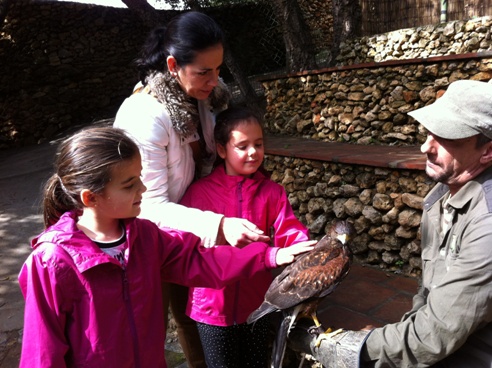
[[265, 157, 429, 276], [262, 55, 492, 146], [337, 17, 492, 65], [258, 18, 492, 276], [4, 2, 489, 276], [0, 0, 281, 149], [0, 0, 148, 148], [298, 0, 333, 54], [262, 16, 492, 147]]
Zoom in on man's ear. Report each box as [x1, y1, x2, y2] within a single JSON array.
[[80, 189, 97, 207], [480, 141, 492, 164], [217, 143, 227, 159]]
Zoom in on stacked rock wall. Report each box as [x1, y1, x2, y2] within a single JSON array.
[[263, 54, 492, 146], [262, 17, 492, 147], [4, 2, 492, 275], [0, 1, 148, 147], [298, 0, 333, 53], [0, 0, 278, 148], [336, 16, 492, 65], [263, 156, 429, 276], [261, 17, 492, 276]]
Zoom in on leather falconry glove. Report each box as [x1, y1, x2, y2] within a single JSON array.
[[288, 318, 371, 368]]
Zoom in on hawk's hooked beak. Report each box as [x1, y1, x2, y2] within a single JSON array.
[[337, 233, 348, 244]]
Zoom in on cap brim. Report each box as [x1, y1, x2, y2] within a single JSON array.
[[408, 97, 479, 139]]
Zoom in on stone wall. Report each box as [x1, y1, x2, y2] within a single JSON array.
[[260, 17, 492, 276], [336, 16, 492, 65], [4, 3, 491, 275], [298, 0, 333, 53], [0, 0, 149, 147], [262, 17, 492, 147], [0, 0, 282, 148], [264, 156, 428, 276], [263, 53, 492, 146]]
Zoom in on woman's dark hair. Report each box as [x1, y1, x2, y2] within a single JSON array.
[[214, 106, 264, 148], [43, 127, 140, 227], [135, 11, 225, 84]]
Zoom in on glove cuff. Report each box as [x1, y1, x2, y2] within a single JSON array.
[[310, 329, 371, 367]]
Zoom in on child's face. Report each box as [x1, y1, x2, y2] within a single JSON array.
[[94, 154, 146, 220], [218, 121, 264, 177]]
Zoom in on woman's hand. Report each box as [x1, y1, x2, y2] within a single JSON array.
[[218, 217, 271, 247], [275, 240, 317, 266]]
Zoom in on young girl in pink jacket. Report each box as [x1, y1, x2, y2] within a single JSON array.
[[18, 126, 315, 368], [180, 107, 314, 367]]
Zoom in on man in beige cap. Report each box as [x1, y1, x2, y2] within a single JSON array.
[[289, 79, 492, 367]]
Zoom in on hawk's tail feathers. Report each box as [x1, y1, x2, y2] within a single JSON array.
[[271, 314, 290, 368], [247, 302, 276, 324], [270, 306, 301, 368]]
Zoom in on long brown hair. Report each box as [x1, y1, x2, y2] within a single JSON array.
[[42, 127, 140, 227]]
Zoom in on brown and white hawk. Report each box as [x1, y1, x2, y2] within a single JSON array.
[[247, 220, 354, 368]]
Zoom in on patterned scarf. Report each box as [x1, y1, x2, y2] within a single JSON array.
[[145, 71, 230, 139]]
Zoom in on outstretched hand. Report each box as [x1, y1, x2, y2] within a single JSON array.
[[219, 217, 271, 247], [275, 240, 317, 266]]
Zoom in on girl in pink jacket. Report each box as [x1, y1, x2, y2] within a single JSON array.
[[180, 107, 313, 368], [18, 126, 314, 368]]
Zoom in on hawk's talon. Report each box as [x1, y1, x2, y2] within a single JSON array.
[[314, 328, 344, 347], [307, 325, 324, 336]]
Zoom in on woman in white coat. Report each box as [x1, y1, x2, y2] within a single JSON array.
[[114, 11, 269, 368]]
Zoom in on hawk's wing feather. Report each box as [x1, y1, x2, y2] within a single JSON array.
[[246, 301, 278, 324], [247, 233, 351, 324], [247, 220, 355, 368]]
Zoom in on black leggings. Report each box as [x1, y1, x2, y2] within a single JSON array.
[[196, 317, 270, 368]]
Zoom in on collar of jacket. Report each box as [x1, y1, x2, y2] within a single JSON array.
[[210, 164, 267, 188], [424, 166, 492, 212], [31, 211, 135, 273], [144, 71, 230, 140]]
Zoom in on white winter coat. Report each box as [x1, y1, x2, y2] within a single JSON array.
[[114, 86, 223, 246]]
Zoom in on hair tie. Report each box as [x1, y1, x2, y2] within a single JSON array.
[[56, 174, 69, 194]]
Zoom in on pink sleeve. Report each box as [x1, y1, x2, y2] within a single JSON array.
[[158, 229, 277, 288], [18, 247, 71, 368], [267, 247, 280, 268], [272, 187, 310, 248]]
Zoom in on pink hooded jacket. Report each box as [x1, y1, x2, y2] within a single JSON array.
[[180, 165, 309, 326], [18, 211, 278, 368]]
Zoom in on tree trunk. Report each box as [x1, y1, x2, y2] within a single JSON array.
[[223, 46, 265, 117], [271, 0, 317, 72], [330, 0, 362, 66]]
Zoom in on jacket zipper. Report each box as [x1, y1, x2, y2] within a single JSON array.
[[232, 181, 243, 324], [122, 268, 141, 368]]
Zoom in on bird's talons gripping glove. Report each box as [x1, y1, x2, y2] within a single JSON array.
[[288, 318, 371, 368]]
